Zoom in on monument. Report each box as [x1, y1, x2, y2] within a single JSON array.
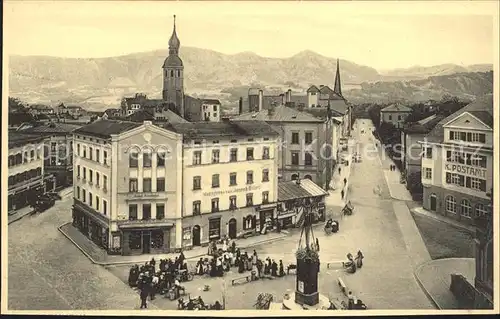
[[281, 186, 331, 310]]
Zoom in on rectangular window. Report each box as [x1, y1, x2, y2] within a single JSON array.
[[83, 146, 87, 158], [212, 150, 220, 163], [230, 148, 238, 162], [103, 151, 108, 165], [292, 132, 299, 144], [229, 196, 237, 210], [77, 165, 81, 177], [103, 200, 107, 215], [247, 171, 254, 184], [143, 152, 152, 167], [305, 152, 313, 166], [193, 151, 202, 165], [424, 147, 433, 159], [211, 198, 220, 213], [247, 148, 254, 160], [142, 204, 151, 220], [96, 196, 100, 211], [129, 204, 138, 220], [157, 152, 166, 167], [76, 186, 80, 199], [83, 167, 87, 180], [246, 193, 253, 207], [230, 173, 237, 186], [193, 201, 201, 215], [143, 178, 152, 192], [388, 115, 392, 120], [424, 168, 432, 179], [262, 191, 269, 204], [89, 169, 93, 183], [156, 204, 165, 220], [129, 178, 138, 192], [157, 178, 165, 192], [89, 192, 93, 206], [103, 175, 107, 191], [212, 174, 220, 188], [82, 189, 86, 202], [89, 147, 93, 160], [305, 132, 313, 145], [470, 155, 487, 168], [77, 144, 80, 156], [291, 152, 299, 165], [262, 147, 270, 159], [96, 172, 100, 186], [129, 152, 138, 168], [467, 177, 487, 192], [96, 149, 100, 162], [209, 218, 221, 240], [193, 176, 201, 190], [446, 172, 465, 187], [262, 169, 269, 182]]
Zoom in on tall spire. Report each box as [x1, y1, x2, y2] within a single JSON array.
[[334, 58, 342, 98], [168, 14, 180, 55]]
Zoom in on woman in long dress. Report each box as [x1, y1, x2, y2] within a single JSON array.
[[278, 260, 285, 277]]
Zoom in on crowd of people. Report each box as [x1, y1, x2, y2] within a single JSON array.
[[343, 250, 364, 274]]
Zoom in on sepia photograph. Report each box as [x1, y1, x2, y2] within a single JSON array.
[[2, 0, 498, 315]]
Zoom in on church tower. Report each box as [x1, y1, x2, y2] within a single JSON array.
[[333, 58, 342, 98], [162, 15, 184, 117]]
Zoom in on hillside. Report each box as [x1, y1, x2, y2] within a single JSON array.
[[8, 48, 493, 109]]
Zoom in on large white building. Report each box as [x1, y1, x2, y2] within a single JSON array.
[[71, 119, 280, 255], [419, 95, 493, 225]]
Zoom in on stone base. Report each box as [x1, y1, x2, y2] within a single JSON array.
[[282, 292, 330, 310]]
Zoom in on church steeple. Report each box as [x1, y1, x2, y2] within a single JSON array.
[[334, 59, 342, 98], [168, 15, 180, 55]]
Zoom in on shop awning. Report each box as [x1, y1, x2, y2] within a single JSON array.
[[117, 219, 174, 229], [278, 179, 328, 202]]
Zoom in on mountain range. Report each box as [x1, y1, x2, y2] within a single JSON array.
[[8, 47, 493, 110]]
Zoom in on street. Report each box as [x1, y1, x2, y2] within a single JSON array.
[[7, 119, 445, 310]]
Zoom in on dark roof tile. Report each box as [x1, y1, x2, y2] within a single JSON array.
[[164, 120, 279, 140], [233, 105, 324, 123], [73, 119, 141, 139]]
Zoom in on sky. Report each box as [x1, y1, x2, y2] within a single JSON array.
[[4, 1, 498, 70]]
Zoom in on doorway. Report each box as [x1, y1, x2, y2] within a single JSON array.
[[430, 194, 437, 211], [192, 225, 201, 246], [228, 218, 237, 239], [142, 231, 151, 254]]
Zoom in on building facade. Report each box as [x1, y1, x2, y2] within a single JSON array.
[[233, 105, 341, 189], [8, 133, 45, 213], [379, 104, 413, 129], [201, 99, 222, 122], [420, 95, 493, 225]]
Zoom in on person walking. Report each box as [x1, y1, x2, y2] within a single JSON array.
[[343, 177, 347, 186], [316, 238, 320, 252], [341, 189, 345, 199], [338, 167, 341, 175]]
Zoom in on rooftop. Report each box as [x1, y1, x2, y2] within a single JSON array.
[[425, 94, 493, 143], [19, 122, 82, 135], [233, 105, 324, 123], [201, 99, 221, 105], [9, 132, 46, 148], [278, 178, 328, 202], [73, 119, 142, 139], [404, 114, 446, 134], [164, 120, 280, 140], [381, 104, 413, 113]]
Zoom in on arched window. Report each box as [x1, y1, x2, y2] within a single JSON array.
[[475, 203, 487, 217], [291, 174, 298, 181], [170, 70, 174, 77], [460, 199, 472, 218], [177, 70, 181, 77], [445, 196, 456, 214]]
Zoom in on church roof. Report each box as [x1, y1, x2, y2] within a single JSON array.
[[163, 55, 183, 68], [168, 15, 180, 50]]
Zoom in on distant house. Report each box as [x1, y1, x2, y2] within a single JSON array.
[[201, 99, 221, 122], [380, 104, 413, 128], [29, 104, 54, 116], [66, 105, 85, 117]]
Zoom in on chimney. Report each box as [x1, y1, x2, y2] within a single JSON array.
[[239, 97, 243, 114], [268, 102, 276, 116], [287, 89, 292, 103], [297, 103, 305, 112], [258, 90, 263, 111]]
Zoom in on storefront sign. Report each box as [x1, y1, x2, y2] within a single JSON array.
[[182, 227, 191, 240], [129, 193, 160, 199], [203, 185, 261, 197], [444, 164, 487, 179]]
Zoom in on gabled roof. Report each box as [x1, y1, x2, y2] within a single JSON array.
[[278, 178, 328, 202], [232, 105, 324, 123], [425, 94, 493, 143], [73, 119, 142, 139], [319, 85, 334, 95], [467, 111, 493, 128], [404, 114, 445, 134], [20, 123, 82, 135], [380, 104, 412, 113], [307, 85, 320, 93], [164, 120, 280, 140]]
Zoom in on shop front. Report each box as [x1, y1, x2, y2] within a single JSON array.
[[72, 199, 109, 250], [257, 203, 277, 232]]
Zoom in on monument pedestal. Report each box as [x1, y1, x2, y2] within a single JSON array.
[[282, 292, 331, 310]]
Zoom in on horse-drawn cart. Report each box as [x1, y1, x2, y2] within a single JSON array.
[[324, 220, 339, 235], [341, 201, 354, 216]]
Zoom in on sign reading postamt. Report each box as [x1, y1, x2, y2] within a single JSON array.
[[444, 163, 487, 179]]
